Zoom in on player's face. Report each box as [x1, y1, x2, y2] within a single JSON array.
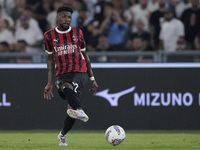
[[57, 11, 72, 30]]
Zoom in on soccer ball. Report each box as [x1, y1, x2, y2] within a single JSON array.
[[105, 125, 126, 146]]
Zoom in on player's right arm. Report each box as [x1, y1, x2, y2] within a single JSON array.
[[44, 54, 55, 100]]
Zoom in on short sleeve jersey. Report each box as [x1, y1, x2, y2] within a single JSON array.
[[44, 26, 87, 76]]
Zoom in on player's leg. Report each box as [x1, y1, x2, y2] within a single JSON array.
[[55, 76, 81, 109], [62, 83, 89, 122], [58, 105, 76, 146], [61, 73, 89, 122], [57, 73, 88, 146], [57, 132, 68, 146], [61, 82, 81, 109], [61, 82, 89, 121], [61, 115, 76, 134], [65, 73, 89, 122], [61, 105, 76, 135]]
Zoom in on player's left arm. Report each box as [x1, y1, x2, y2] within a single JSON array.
[[81, 51, 98, 94]]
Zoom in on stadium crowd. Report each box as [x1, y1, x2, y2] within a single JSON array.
[[0, 0, 200, 58]]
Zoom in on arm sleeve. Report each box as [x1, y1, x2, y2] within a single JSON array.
[[78, 29, 86, 51], [44, 32, 53, 54]]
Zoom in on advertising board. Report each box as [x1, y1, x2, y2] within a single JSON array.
[[0, 63, 199, 130]]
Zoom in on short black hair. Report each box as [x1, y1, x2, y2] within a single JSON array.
[[17, 40, 27, 45], [0, 41, 9, 47], [57, 5, 73, 14]]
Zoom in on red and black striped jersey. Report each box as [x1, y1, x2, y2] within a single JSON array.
[[44, 27, 87, 76]]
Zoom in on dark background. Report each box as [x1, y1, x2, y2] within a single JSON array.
[[0, 67, 200, 130]]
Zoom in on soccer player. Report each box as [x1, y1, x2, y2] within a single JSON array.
[[43, 5, 98, 146]]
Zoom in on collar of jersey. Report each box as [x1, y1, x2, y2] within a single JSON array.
[[55, 26, 71, 34]]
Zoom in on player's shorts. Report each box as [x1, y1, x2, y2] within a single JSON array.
[[55, 72, 88, 100]]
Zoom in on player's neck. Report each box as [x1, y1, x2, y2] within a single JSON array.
[[57, 26, 69, 31]]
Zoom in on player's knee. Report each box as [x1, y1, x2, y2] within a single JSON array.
[[61, 82, 73, 92]]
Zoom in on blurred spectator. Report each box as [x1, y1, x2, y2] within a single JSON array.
[[15, 6, 43, 54], [194, 30, 200, 50], [124, 0, 137, 19], [125, 40, 134, 51], [127, 36, 153, 51], [42, 0, 54, 14], [132, 37, 146, 51], [0, 0, 200, 62], [0, 5, 14, 27], [127, 18, 152, 51], [0, 41, 20, 63], [96, 35, 110, 62], [130, 37, 153, 62], [15, 40, 26, 52], [96, 35, 110, 52], [77, 1, 101, 52], [46, 0, 62, 29], [124, 0, 151, 33], [16, 5, 39, 29], [169, 0, 179, 11], [10, 0, 26, 22], [176, 37, 187, 50], [83, 21, 101, 52], [14, 40, 32, 63], [93, 0, 105, 27], [60, 0, 72, 5], [70, 0, 86, 28], [150, 0, 167, 50], [0, 41, 9, 52], [159, 8, 185, 51], [33, 0, 53, 33], [26, 0, 40, 12], [0, 0, 15, 15], [83, 0, 97, 17], [124, 0, 136, 23], [131, 19, 150, 44], [0, 18, 15, 50], [100, 3, 128, 51], [175, 0, 191, 18], [180, 0, 200, 49], [77, 7, 93, 27], [148, 0, 159, 12], [111, 0, 126, 13]]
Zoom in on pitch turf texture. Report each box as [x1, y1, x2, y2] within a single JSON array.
[[0, 130, 200, 150]]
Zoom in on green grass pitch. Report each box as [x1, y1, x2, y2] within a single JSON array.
[[0, 130, 200, 150]]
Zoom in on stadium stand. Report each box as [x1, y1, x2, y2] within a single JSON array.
[[0, 0, 199, 63]]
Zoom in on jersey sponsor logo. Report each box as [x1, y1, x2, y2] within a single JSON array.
[[95, 86, 199, 107], [54, 44, 77, 56]]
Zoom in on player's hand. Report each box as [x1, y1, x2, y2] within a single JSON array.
[[44, 83, 54, 100], [89, 80, 98, 95]]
